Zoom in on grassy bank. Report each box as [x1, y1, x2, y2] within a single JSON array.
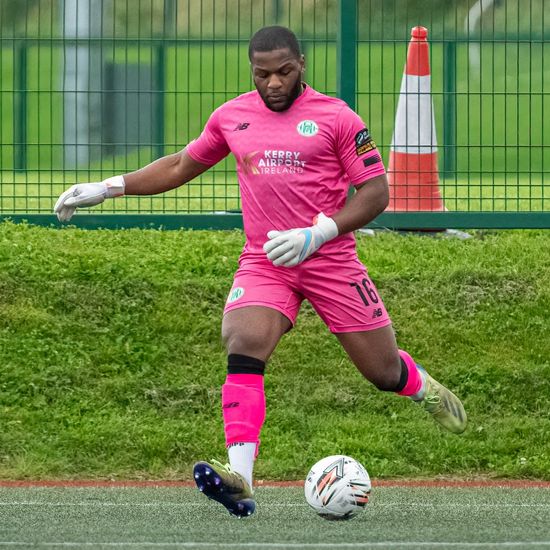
[[0, 222, 548, 480]]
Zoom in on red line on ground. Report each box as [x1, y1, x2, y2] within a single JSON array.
[[371, 479, 550, 488], [0, 479, 549, 488]]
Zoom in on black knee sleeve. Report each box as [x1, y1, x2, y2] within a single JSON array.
[[378, 357, 409, 392], [227, 353, 266, 375]]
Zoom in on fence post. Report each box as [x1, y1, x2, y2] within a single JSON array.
[[337, 0, 357, 110], [443, 40, 457, 178], [154, 44, 166, 160], [14, 45, 27, 171]]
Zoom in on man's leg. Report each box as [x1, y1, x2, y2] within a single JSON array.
[[221, 305, 292, 480], [194, 305, 292, 517], [336, 326, 467, 434]]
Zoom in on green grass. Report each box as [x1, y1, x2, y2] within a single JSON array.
[[0, 486, 549, 548], [1, 172, 547, 214], [0, 169, 242, 214], [0, 222, 549, 480]]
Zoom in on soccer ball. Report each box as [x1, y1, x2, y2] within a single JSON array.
[[304, 455, 371, 520]]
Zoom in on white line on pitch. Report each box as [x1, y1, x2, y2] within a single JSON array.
[[0, 501, 548, 508]]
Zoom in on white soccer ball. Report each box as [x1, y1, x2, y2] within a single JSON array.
[[304, 455, 371, 520]]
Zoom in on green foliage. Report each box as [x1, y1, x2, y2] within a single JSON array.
[[3, 1, 549, 39], [0, 0, 42, 34], [2, 0, 549, 199], [0, 222, 549, 480]]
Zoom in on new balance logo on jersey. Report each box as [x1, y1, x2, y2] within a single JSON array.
[[234, 122, 250, 131], [223, 402, 240, 409]]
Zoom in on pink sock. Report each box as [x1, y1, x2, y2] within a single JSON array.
[[222, 374, 266, 457], [397, 350, 424, 397]]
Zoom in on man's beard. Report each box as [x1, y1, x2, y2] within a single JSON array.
[[260, 76, 303, 112]]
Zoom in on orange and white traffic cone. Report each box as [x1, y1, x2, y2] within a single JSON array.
[[387, 26, 445, 212]]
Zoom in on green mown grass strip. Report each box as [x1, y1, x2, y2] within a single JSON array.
[[0, 222, 548, 480]]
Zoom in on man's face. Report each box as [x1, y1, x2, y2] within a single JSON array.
[[250, 48, 304, 112]]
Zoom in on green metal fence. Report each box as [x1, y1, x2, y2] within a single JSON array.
[[1, 0, 548, 229]]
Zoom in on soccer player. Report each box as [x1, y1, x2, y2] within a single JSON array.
[[54, 26, 466, 518]]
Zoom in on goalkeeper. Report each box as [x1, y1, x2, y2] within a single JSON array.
[[55, 25, 466, 518]]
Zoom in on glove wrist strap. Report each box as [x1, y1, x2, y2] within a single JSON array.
[[315, 213, 339, 242], [103, 175, 126, 198]]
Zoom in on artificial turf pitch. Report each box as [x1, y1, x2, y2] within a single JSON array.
[[0, 485, 549, 549]]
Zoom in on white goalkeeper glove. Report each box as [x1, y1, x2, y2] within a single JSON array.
[[54, 175, 125, 222], [263, 212, 339, 267]]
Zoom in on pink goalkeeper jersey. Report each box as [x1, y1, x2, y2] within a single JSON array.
[[186, 84, 385, 258]]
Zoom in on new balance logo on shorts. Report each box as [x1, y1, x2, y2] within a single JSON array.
[[223, 401, 240, 408], [372, 308, 383, 319], [234, 123, 250, 131]]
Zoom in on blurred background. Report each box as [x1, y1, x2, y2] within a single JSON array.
[[0, 0, 548, 220]]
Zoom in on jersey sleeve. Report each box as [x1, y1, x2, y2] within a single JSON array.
[[335, 105, 386, 186], [185, 106, 231, 166]]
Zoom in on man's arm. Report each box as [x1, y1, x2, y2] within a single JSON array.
[[331, 173, 389, 235], [123, 150, 211, 195], [54, 149, 211, 221], [263, 174, 389, 268]]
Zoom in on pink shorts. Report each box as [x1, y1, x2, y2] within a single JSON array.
[[224, 253, 392, 333]]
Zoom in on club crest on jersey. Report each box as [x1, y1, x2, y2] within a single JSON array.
[[297, 120, 319, 137], [227, 287, 244, 303]]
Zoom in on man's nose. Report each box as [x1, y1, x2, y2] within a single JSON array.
[[267, 74, 283, 89]]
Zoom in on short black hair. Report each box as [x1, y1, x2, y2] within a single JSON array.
[[248, 26, 301, 61]]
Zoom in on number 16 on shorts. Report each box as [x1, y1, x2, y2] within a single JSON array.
[[349, 278, 385, 320], [349, 278, 379, 306]]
